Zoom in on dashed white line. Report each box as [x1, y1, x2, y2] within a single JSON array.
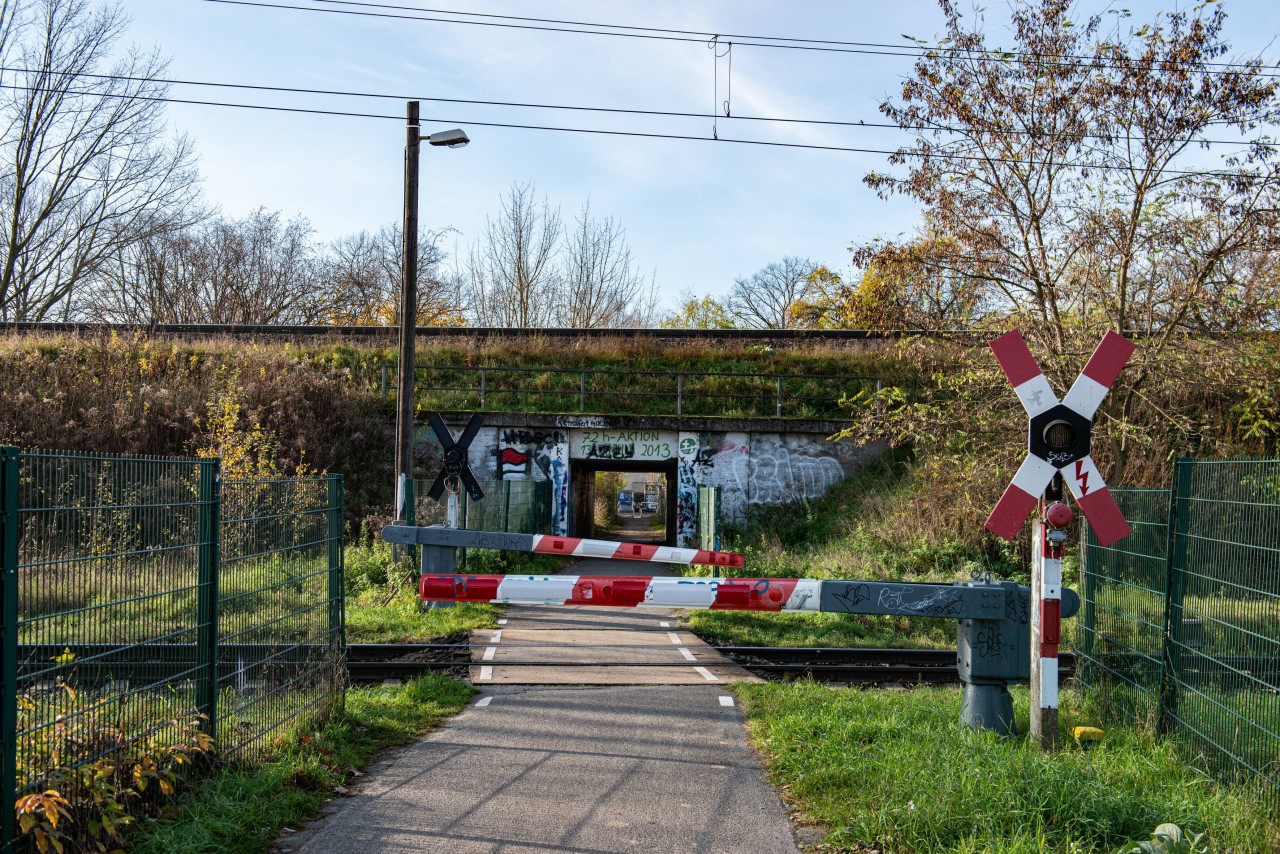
[[666, 632, 682, 644], [719, 695, 734, 707], [492, 630, 503, 643], [677, 647, 697, 661], [476, 696, 493, 707], [482, 646, 497, 661], [659, 621, 671, 628], [479, 666, 493, 681], [694, 666, 720, 682], [497, 619, 508, 626]]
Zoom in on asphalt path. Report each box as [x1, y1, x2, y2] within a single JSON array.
[[282, 522, 799, 853]]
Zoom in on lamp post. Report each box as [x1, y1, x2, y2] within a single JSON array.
[[394, 100, 469, 527]]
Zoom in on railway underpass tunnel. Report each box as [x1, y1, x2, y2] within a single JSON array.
[[571, 459, 676, 545]]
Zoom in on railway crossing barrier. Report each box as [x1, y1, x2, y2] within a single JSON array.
[[382, 524, 1081, 736]]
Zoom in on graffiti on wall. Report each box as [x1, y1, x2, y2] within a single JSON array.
[[748, 444, 846, 505], [570, 429, 675, 461], [496, 428, 569, 535], [675, 433, 700, 547]]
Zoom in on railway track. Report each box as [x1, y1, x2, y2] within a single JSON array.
[[344, 643, 1078, 685]]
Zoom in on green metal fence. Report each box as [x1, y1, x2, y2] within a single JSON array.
[[1077, 458, 1280, 806], [411, 478, 552, 535], [1, 449, 344, 851]]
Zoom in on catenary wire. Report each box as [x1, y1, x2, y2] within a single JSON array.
[[2, 66, 1270, 150], [199, 0, 1280, 79], [1, 79, 1272, 181], [301, 0, 1280, 74]]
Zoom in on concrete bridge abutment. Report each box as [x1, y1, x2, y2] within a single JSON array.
[[415, 412, 885, 547]]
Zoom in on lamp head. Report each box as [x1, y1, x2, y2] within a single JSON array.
[[426, 128, 470, 148]]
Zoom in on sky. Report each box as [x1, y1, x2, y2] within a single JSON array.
[[119, 0, 1280, 313]]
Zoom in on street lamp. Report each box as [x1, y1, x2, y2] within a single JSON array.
[[395, 100, 469, 526]]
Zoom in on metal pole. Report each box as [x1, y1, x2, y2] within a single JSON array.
[[677, 373, 683, 417], [1, 447, 20, 848], [776, 377, 783, 417], [395, 100, 421, 525], [195, 458, 221, 739], [1030, 473, 1064, 750], [327, 474, 345, 702]]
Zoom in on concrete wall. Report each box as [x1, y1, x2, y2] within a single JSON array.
[[416, 414, 883, 546]]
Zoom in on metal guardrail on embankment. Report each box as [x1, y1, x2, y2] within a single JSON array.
[[377, 364, 881, 421], [5, 321, 956, 344]]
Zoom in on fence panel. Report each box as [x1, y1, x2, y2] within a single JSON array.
[[216, 474, 345, 758], [1163, 458, 1280, 801], [3, 450, 344, 852], [1076, 488, 1170, 726], [413, 478, 552, 535], [1078, 460, 1280, 807]]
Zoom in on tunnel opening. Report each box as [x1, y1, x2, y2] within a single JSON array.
[[570, 458, 677, 546]]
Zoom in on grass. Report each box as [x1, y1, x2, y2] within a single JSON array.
[[681, 452, 1024, 649], [344, 535, 563, 642], [734, 681, 1280, 853], [346, 585, 500, 642], [128, 673, 473, 854]]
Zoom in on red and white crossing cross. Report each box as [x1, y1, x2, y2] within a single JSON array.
[[985, 330, 1136, 546]]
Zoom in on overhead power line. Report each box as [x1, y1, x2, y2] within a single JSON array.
[[199, 0, 1280, 78], [3, 66, 1266, 149], [304, 0, 1280, 74], [1, 78, 1273, 182]]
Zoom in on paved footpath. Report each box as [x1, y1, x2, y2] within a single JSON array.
[[282, 531, 801, 854]]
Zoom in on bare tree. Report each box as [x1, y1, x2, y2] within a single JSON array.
[[466, 183, 561, 327], [0, 0, 201, 321], [82, 208, 319, 324], [317, 224, 462, 325], [726, 256, 818, 329], [555, 202, 655, 328]]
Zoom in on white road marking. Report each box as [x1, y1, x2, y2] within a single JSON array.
[[719, 696, 734, 707], [479, 666, 493, 681], [659, 621, 671, 628], [666, 632, 682, 644], [677, 647, 697, 661], [491, 630, 503, 643], [476, 696, 493, 707], [497, 619, 508, 626], [694, 666, 719, 682], [482, 646, 497, 661]]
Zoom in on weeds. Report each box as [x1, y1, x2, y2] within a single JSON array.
[[14, 683, 214, 853]]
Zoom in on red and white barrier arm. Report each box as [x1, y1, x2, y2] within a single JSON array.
[[530, 535, 745, 569], [419, 574, 822, 612], [381, 525, 746, 570]]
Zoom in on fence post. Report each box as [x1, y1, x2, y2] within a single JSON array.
[[503, 481, 512, 533], [405, 476, 417, 570], [327, 474, 346, 702], [480, 369, 487, 410], [1159, 458, 1191, 735], [1079, 527, 1096, 674], [776, 377, 783, 418], [579, 371, 586, 413], [195, 458, 221, 740], [677, 373, 683, 417], [1, 447, 20, 850]]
